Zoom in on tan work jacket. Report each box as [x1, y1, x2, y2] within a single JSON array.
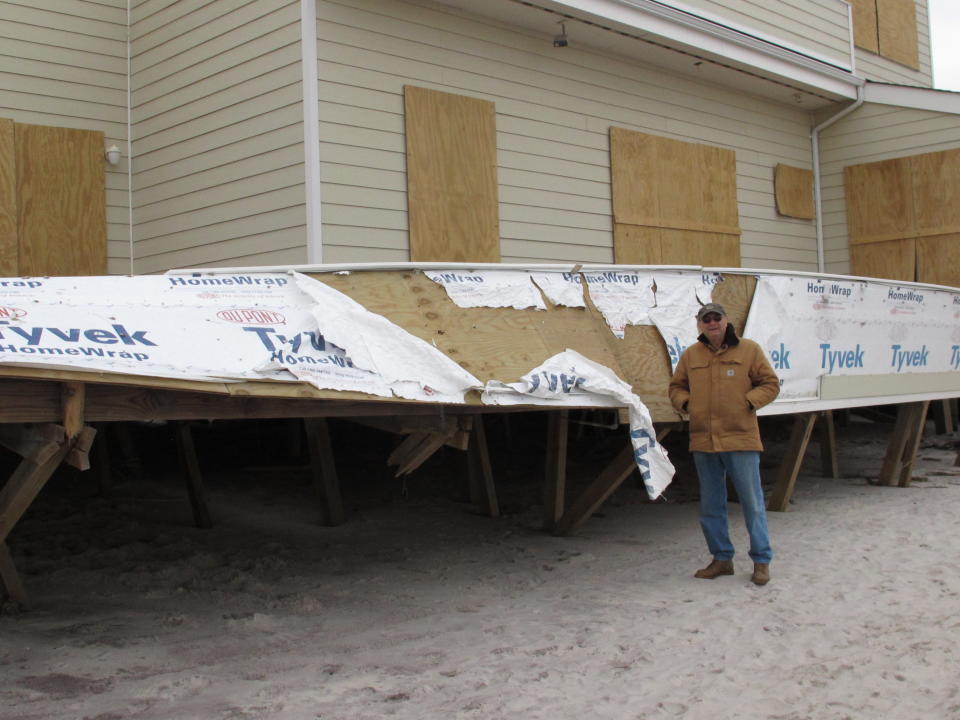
[[668, 335, 780, 453]]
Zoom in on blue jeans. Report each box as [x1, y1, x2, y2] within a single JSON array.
[[693, 451, 773, 564]]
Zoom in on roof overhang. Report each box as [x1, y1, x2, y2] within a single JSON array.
[[863, 82, 960, 114], [429, 0, 862, 109]]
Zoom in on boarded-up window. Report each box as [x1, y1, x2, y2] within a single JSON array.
[[403, 86, 500, 262], [774, 164, 814, 220], [610, 127, 740, 266], [0, 118, 15, 276], [845, 148, 960, 285], [852, 0, 919, 69], [2, 120, 106, 277]]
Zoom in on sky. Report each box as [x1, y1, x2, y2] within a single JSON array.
[[928, 0, 960, 91]]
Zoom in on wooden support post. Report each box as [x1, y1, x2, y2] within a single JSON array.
[[174, 422, 213, 529], [553, 444, 635, 536], [933, 399, 955, 435], [878, 401, 930, 487], [767, 413, 817, 512], [543, 410, 569, 532], [817, 410, 839, 479], [0, 427, 72, 609], [0, 541, 29, 610], [467, 415, 499, 518], [303, 417, 344, 526], [92, 423, 113, 495], [61, 381, 85, 440]]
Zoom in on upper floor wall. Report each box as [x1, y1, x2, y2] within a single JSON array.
[[0, 0, 130, 274]]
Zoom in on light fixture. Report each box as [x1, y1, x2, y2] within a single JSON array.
[[105, 144, 121, 166], [553, 22, 568, 48]]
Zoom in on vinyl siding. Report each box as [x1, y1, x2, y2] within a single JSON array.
[[854, 0, 933, 87], [130, 0, 307, 274], [317, 0, 818, 270], [819, 101, 960, 274], [661, 0, 853, 69], [0, 0, 129, 274]]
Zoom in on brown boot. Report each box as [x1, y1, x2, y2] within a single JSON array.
[[751, 563, 770, 586], [694, 559, 734, 579]]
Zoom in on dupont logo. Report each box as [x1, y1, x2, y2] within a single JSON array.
[[216, 308, 286, 325], [0, 306, 26, 320]]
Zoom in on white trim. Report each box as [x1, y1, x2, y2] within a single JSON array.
[[812, 85, 865, 273], [539, 0, 862, 98], [863, 82, 960, 114], [301, 0, 323, 263], [126, 0, 134, 276], [648, 0, 853, 70], [165, 262, 960, 293]]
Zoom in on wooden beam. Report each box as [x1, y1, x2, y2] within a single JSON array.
[[878, 401, 930, 487], [304, 418, 344, 526], [467, 416, 499, 517], [60, 381, 85, 440], [543, 410, 569, 532], [174, 422, 213, 529], [0, 541, 29, 611], [553, 444, 636, 536], [767, 413, 817, 512], [933, 399, 955, 435], [0, 429, 70, 544], [0, 423, 65, 465], [64, 425, 97, 471], [817, 411, 840, 479]]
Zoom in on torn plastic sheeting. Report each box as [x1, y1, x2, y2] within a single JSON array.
[[482, 349, 675, 499], [649, 272, 717, 372], [530, 272, 586, 308], [583, 270, 655, 338], [291, 272, 482, 403], [424, 269, 547, 310]]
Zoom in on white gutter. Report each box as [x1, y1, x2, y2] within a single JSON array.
[[812, 84, 865, 273], [300, 0, 323, 263]]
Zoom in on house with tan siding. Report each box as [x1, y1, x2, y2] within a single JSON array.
[[1, 0, 957, 286]]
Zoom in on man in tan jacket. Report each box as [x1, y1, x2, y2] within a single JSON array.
[[668, 303, 780, 585]]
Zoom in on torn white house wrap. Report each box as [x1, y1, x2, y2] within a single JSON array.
[[583, 270, 656, 337], [482, 349, 675, 499], [530, 272, 587, 308], [648, 272, 718, 371], [425, 269, 547, 310]]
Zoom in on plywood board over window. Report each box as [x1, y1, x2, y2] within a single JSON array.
[[0, 119, 16, 276], [851, 0, 880, 53], [403, 86, 500, 263], [853, 0, 919, 69], [610, 127, 740, 267], [845, 148, 960, 287], [774, 164, 814, 220], [876, 0, 919, 70], [15, 124, 106, 276]]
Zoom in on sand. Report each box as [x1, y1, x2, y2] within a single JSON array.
[[2, 415, 959, 720]]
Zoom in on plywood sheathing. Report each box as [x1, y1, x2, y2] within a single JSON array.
[[876, 0, 920, 70], [315, 270, 625, 388], [851, 0, 880, 53], [845, 148, 960, 286], [849, 239, 916, 282], [15, 124, 106, 276], [0, 118, 16, 276], [404, 86, 500, 263], [610, 127, 740, 267], [774, 164, 814, 220]]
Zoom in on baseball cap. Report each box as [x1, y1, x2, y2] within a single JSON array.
[[696, 303, 727, 321]]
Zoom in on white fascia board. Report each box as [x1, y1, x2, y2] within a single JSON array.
[[864, 83, 960, 114], [548, 0, 861, 99]]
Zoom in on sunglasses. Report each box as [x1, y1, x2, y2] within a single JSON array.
[[700, 313, 723, 323]]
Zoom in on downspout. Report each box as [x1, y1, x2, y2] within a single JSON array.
[[301, 0, 323, 263], [812, 84, 864, 273]]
